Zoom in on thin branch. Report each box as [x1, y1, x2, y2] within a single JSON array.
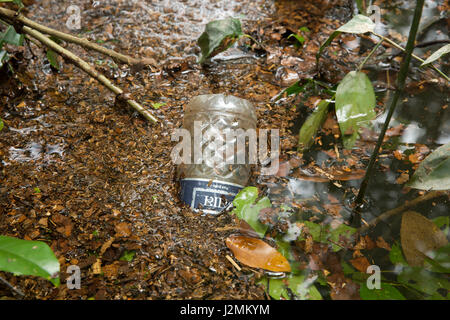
[[0, 275, 25, 298], [0, 7, 153, 66], [372, 31, 449, 82], [358, 191, 446, 233], [23, 26, 158, 123]]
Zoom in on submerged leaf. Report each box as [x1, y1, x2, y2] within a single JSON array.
[[298, 100, 330, 152], [335, 71, 376, 149], [46, 49, 60, 70], [197, 17, 243, 63], [0, 236, 60, 286], [407, 142, 450, 190], [400, 211, 448, 267], [226, 235, 291, 272], [359, 282, 406, 300], [421, 44, 450, 66]]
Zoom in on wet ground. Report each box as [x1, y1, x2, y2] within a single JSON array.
[[0, 0, 449, 299]]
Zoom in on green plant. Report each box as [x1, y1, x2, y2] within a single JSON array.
[[0, 235, 60, 286]]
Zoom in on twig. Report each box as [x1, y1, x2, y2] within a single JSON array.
[[225, 255, 242, 271], [358, 190, 446, 233], [372, 31, 449, 82], [0, 275, 25, 298], [353, 0, 427, 220], [0, 7, 152, 66], [414, 39, 450, 48], [23, 26, 157, 123]]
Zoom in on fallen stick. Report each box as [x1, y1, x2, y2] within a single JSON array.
[[358, 190, 446, 233], [23, 25, 158, 123], [0, 7, 152, 66]]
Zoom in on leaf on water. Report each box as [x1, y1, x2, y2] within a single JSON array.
[[421, 44, 450, 66], [231, 187, 270, 237], [359, 282, 406, 300], [298, 99, 330, 153], [226, 235, 291, 272], [46, 49, 60, 70], [197, 17, 243, 64], [317, 15, 375, 65], [349, 256, 371, 273], [0, 236, 60, 286], [400, 211, 448, 267], [335, 71, 376, 149], [0, 25, 24, 47], [407, 142, 450, 190], [261, 274, 322, 300]]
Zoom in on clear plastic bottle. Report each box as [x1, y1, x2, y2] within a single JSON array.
[[177, 94, 257, 214]]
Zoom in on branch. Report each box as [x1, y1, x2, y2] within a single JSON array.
[[358, 190, 446, 233], [23, 26, 158, 123], [0, 7, 154, 66], [0, 275, 25, 298]]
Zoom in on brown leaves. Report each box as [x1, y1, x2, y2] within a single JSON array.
[[400, 211, 448, 266], [115, 222, 132, 237], [349, 256, 371, 273], [226, 235, 291, 272]]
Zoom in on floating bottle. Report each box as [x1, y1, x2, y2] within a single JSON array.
[[174, 94, 257, 214]]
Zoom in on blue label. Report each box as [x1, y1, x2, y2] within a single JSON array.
[[180, 179, 243, 214]]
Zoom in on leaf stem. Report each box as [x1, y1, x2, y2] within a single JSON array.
[[357, 39, 383, 71], [371, 31, 449, 81]]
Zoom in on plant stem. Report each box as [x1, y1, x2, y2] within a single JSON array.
[[353, 0, 426, 222], [357, 39, 383, 71], [0, 7, 153, 66], [0, 275, 25, 297], [372, 31, 450, 81], [23, 26, 158, 123]]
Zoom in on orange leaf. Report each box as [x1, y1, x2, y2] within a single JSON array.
[[350, 256, 371, 273], [226, 235, 291, 272]]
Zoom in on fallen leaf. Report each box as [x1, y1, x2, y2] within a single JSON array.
[[349, 256, 371, 273], [115, 222, 131, 237], [376, 237, 391, 251], [226, 235, 291, 272], [400, 211, 448, 266]]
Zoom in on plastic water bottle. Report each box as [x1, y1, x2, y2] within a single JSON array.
[[176, 94, 257, 214]]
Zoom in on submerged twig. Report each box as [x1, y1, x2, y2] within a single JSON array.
[[23, 26, 158, 123], [358, 191, 446, 233], [0, 275, 25, 298], [0, 7, 152, 66]]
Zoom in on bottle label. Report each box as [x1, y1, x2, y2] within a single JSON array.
[[180, 178, 244, 214]]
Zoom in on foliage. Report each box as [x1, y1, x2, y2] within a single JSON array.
[[421, 44, 450, 67], [407, 142, 450, 190], [0, 236, 60, 286], [335, 71, 376, 149], [197, 17, 244, 64], [297, 99, 330, 152]]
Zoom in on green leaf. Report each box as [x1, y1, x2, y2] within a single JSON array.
[[335, 71, 376, 149], [0, 50, 9, 68], [389, 242, 407, 265], [231, 187, 270, 237], [298, 100, 330, 152], [328, 223, 356, 251], [407, 142, 450, 190], [0, 0, 24, 8], [424, 244, 450, 273], [0, 26, 24, 47], [197, 17, 243, 63], [397, 267, 450, 295], [0, 118, 4, 131], [151, 102, 167, 110], [0, 236, 60, 286], [263, 274, 322, 300], [317, 15, 375, 65], [421, 44, 450, 67], [119, 250, 135, 262], [46, 49, 60, 70], [359, 282, 406, 300]]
